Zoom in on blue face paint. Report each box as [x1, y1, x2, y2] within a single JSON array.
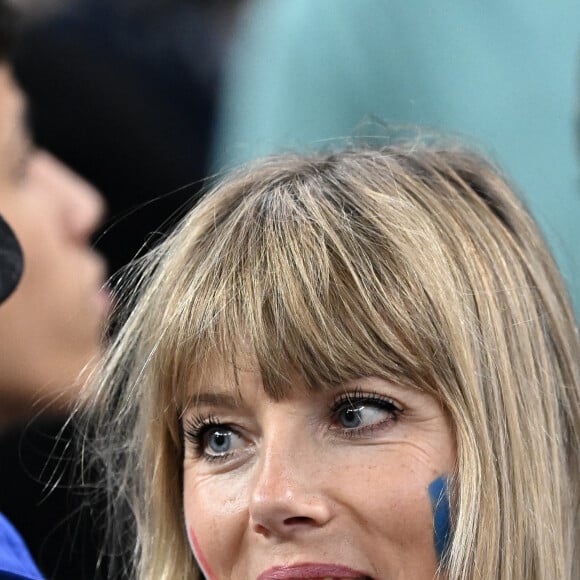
[[428, 476, 451, 561]]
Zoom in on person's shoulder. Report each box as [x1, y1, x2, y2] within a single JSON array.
[[0, 514, 44, 580]]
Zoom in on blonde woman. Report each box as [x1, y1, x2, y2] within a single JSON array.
[[85, 144, 580, 579]]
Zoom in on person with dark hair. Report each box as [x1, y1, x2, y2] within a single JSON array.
[[0, 219, 43, 579], [0, 1, 108, 577], [0, 6, 107, 425], [13, 0, 240, 275]]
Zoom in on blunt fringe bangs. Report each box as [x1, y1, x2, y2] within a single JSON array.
[[85, 144, 580, 580]]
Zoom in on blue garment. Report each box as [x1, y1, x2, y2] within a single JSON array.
[[213, 0, 580, 314], [0, 514, 44, 580]]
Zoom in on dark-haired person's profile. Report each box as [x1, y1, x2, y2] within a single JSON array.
[[0, 195, 42, 580], [0, 4, 108, 427], [0, 1, 108, 577], [0, 222, 43, 578]]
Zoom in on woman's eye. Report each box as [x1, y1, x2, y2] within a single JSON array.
[[202, 426, 245, 458], [332, 395, 402, 434], [337, 404, 388, 429], [183, 417, 248, 462]]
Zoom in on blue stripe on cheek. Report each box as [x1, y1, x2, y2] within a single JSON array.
[[428, 476, 451, 560]]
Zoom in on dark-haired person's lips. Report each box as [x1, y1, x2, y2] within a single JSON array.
[[257, 563, 373, 580]]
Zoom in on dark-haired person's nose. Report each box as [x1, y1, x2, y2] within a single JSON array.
[[249, 425, 333, 539], [30, 150, 106, 242]]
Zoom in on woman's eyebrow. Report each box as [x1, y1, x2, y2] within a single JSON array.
[[189, 391, 242, 410]]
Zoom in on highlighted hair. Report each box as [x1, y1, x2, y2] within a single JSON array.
[[84, 144, 580, 579]]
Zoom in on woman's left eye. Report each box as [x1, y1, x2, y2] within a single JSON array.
[[331, 394, 402, 434]]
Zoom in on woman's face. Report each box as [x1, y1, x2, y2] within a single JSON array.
[[182, 364, 455, 580]]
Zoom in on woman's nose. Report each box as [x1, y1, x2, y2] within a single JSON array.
[[31, 150, 106, 241], [248, 433, 333, 539]]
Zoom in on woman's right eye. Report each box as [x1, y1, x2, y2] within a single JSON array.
[[183, 417, 247, 462], [202, 426, 244, 457]]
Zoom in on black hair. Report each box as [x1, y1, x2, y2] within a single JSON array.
[[0, 0, 18, 63]]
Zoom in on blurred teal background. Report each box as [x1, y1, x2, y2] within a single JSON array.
[[213, 0, 580, 315]]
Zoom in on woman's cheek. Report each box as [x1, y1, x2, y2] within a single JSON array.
[[428, 476, 452, 561], [188, 525, 217, 580], [184, 470, 249, 578]]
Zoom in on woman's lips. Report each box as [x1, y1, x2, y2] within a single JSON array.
[[257, 563, 372, 580]]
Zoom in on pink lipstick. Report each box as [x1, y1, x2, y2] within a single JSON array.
[[258, 563, 371, 580]]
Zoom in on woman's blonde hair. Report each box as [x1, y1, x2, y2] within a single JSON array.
[[84, 143, 580, 579]]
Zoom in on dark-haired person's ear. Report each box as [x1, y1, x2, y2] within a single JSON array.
[[0, 215, 23, 304]]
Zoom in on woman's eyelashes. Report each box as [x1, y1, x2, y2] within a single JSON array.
[[183, 415, 248, 463], [329, 390, 403, 438], [183, 391, 404, 463]]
